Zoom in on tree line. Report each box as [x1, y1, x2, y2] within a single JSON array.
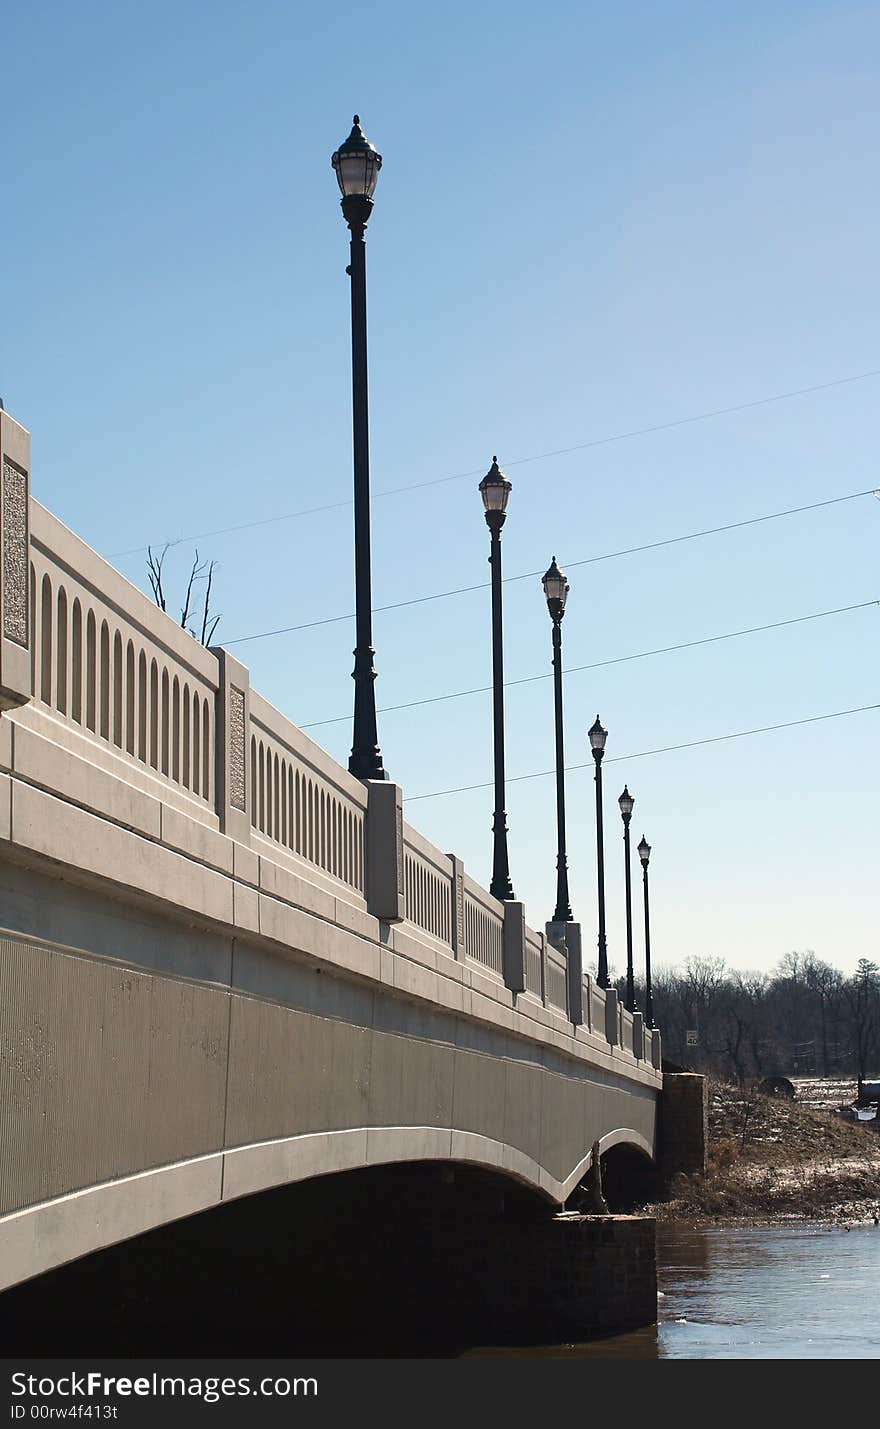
[[619, 952, 880, 1091]]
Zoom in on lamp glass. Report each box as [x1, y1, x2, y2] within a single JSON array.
[[618, 787, 634, 818], [638, 837, 651, 865], [334, 150, 381, 199], [542, 559, 569, 607]]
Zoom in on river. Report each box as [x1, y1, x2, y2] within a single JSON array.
[[474, 1223, 880, 1359]]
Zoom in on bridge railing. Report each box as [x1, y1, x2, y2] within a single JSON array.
[[589, 979, 607, 1033], [0, 435, 658, 1063], [461, 873, 504, 978], [249, 689, 367, 898], [524, 928, 543, 999], [26, 501, 220, 818], [402, 821, 453, 947], [620, 1002, 634, 1056], [545, 940, 568, 1015]]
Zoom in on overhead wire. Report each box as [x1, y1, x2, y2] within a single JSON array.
[[221, 486, 879, 647], [107, 365, 880, 559], [298, 597, 879, 729], [403, 702, 880, 803]]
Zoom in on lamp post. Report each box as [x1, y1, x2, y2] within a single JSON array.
[[638, 835, 654, 1029], [618, 785, 636, 1012], [480, 457, 515, 901], [542, 558, 572, 924], [331, 116, 386, 782], [588, 716, 609, 986]]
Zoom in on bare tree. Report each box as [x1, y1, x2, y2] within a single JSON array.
[[146, 544, 169, 612], [146, 544, 220, 646], [842, 959, 880, 1098]]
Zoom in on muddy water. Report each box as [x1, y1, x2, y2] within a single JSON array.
[[475, 1223, 880, 1359]]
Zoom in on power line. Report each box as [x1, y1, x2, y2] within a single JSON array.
[[404, 701, 880, 803], [223, 486, 878, 646], [108, 365, 880, 558], [299, 597, 879, 728]]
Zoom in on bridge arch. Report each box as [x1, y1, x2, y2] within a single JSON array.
[[0, 1119, 658, 1294]]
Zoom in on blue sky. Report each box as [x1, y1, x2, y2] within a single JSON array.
[[4, 1, 879, 975]]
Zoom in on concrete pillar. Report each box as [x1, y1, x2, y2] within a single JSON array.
[[448, 854, 465, 959], [604, 986, 619, 1046], [461, 1211, 658, 1344], [0, 410, 32, 713], [565, 921, 583, 1026], [212, 647, 251, 844], [632, 1011, 644, 1059], [651, 1027, 663, 1071], [546, 919, 583, 1026], [660, 1072, 708, 1179], [365, 780, 405, 922], [502, 900, 526, 993]]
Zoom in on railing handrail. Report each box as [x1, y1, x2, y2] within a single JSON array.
[[401, 819, 453, 878], [461, 871, 505, 921]]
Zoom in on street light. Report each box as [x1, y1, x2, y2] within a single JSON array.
[[331, 116, 386, 782], [618, 784, 636, 1013], [542, 558, 572, 925], [637, 835, 654, 1029], [588, 716, 609, 986], [480, 456, 514, 901]]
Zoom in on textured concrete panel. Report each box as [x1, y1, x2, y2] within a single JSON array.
[[225, 998, 373, 1146], [451, 1045, 507, 1142], [143, 977, 229, 1167], [539, 1068, 588, 1185], [0, 937, 229, 1216], [503, 1056, 545, 1166], [367, 1030, 454, 1130]]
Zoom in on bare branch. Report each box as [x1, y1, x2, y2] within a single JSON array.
[[146, 544, 169, 612], [146, 545, 220, 647], [180, 547, 209, 631], [200, 560, 218, 644]]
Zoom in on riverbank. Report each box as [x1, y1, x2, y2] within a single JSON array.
[[648, 1077, 880, 1225]]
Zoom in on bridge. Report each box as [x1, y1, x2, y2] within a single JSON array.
[[0, 410, 664, 1343]]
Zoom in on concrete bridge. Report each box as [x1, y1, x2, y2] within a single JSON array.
[[0, 410, 662, 1311]]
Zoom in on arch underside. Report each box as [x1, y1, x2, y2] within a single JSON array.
[[0, 1124, 655, 1292]]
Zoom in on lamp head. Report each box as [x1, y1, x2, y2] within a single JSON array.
[[588, 715, 608, 760], [542, 556, 569, 620], [479, 455, 512, 529], [332, 115, 382, 227]]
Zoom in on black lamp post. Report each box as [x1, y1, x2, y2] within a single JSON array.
[[638, 835, 654, 1029], [480, 457, 515, 901], [588, 716, 609, 986], [618, 785, 636, 1012], [542, 558, 572, 924], [332, 116, 386, 782]]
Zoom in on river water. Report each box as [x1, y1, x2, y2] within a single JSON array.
[[477, 1223, 880, 1359]]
